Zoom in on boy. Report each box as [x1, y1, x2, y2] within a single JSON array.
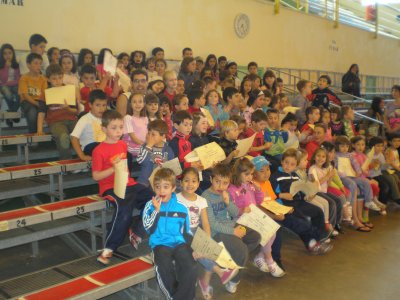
[[176, 78, 185, 94], [136, 119, 174, 187], [151, 47, 164, 60], [217, 120, 240, 165], [253, 156, 332, 256], [18, 53, 47, 134], [42, 64, 77, 159], [142, 168, 197, 300], [92, 110, 154, 264], [187, 89, 206, 114], [248, 73, 262, 91], [169, 110, 202, 170], [162, 70, 177, 105], [71, 89, 108, 160], [203, 76, 217, 95], [264, 109, 289, 171], [202, 164, 261, 294], [300, 106, 320, 145], [19, 33, 49, 75], [222, 87, 241, 117], [230, 115, 247, 139], [385, 133, 400, 174], [291, 79, 312, 126], [218, 56, 227, 73], [243, 110, 271, 157], [308, 75, 341, 109], [173, 93, 189, 112], [384, 85, 400, 134], [305, 123, 327, 161], [247, 61, 258, 75], [342, 105, 358, 139]]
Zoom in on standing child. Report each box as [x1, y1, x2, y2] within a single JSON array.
[[93, 110, 154, 264], [142, 168, 197, 300], [228, 158, 285, 277]]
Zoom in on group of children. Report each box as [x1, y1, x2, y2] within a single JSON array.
[[1, 34, 400, 300]]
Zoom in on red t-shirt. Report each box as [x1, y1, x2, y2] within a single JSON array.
[[46, 105, 77, 125], [92, 140, 136, 195], [243, 127, 264, 157], [188, 106, 201, 115], [81, 84, 113, 112], [305, 140, 320, 162], [163, 90, 175, 106]]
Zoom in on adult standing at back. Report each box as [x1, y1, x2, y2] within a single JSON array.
[[342, 64, 361, 97]]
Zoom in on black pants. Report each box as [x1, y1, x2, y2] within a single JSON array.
[[317, 192, 343, 226], [278, 213, 319, 248], [372, 175, 391, 203], [153, 243, 197, 300], [83, 142, 100, 156]]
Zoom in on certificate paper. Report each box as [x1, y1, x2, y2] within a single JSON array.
[[149, 158, 183, 189], [290, 180, 319, 197], [104, 51, 118, 76], [260, 200, 293, 215], [200, 108, 215, 127], [337, 157, 356, 177], [184, 142, 226, 169], [234, 134, 256, 158], [45, 85, 76, 106], [362, 148, 375, 172], [237, 204, 280, 245], [114, 159, 128, 199], [116, 68, 131, 92]]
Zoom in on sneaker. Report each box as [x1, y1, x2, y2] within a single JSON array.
[[97, 248, 113, 265], [268, 261, 286, 277], [380, 209, 387, 216], [253, 255, 269, 272], [128, 228, 142, 251], [375, 200, 387, 209], [225, 281, 239, 294], [331, 230, 339, 237], [198, 279, 213, 300], [365, 201, 380, 211], [309, 242, 333, 255], [220, 268, 239, 285]]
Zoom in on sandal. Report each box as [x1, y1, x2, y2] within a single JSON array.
[[362, 222, 374, 229], [355, 226, 371, 232]]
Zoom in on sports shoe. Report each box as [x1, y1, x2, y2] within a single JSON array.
[[198, 279, 213, 300], [220, 268, 239, 285], [225, 281, 239, 294], [253, 255, 269, 272], [375, 200, 387, 209], [97, 248, 113, 265], [380, 209, 387, 216], [331, 230, 339, 237], [365, 201, 380, 211], [309, 242, 333, 255], [128, 228, 142, 251], [268, 261, 286, 278]]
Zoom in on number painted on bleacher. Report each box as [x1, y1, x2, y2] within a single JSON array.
[[34, 169, 42, 176], [1, 139, 8, 145], [76, 206, 85, 215], [16, 219, 26, 227]]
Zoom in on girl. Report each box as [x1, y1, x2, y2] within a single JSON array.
[[148, 78, 165, 95], [204, 89, 229, 135], [243, 89, 264, 127], [204, 54, 218, 80], [159, 95, 173, 140], [330, 106, 345, 137], [178, 57, 199, 91], [281, 113, 301, 150], [0, 43, 20, 125], [200, 67, 213, 79], [129, 50, 146, 72], [117, 52, 130, 75], [226, 61, 240, 89], [177, 168, 238, 300], [320, 109, 333, 141], [155, 58, 167, 77], [47, 47, 60, 65], [145, 57, 158, 82], [77, 48, 95, 71], [122, 93, 148, 157], [96, 48, 112, 80], [351, 136, 386, 215], [261, 70, 278, 94], [228, 158, 285, 277], [145, 93, 161, 121], [364, 97, 385, 138], [60, 53, 79, 89], [240, 77, 252, 106]]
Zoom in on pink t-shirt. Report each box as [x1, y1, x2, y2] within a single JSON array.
[[309, 165, 330, 193], [122, 115, 148, 155]]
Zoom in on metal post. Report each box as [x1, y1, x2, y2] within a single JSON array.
[[374, 4, 379, 39], [304, 0, 309, 13], [324, 0, 328, 17], [24, 144, 29, 164], [334, 0, 339, 28], [49, 174, 55, 202], [58, 173, 64, 200], [296, 0, 300, 10], [274, 0, 280, 14]]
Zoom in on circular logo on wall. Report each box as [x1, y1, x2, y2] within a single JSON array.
[[234, 13, 250, 39]]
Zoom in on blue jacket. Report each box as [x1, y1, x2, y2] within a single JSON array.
[[143, 193, 192, 249]]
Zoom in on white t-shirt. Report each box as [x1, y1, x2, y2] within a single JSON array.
[[176, 192, 208, 231], [70, 112, 103, 149]]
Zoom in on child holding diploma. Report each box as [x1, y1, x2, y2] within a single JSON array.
[[228, 157, 285, 277], [92, 110, 154, 265], [217, 120, 240, 165], [202, 164, 261, 294], [142, 168, 197, 300], [204, 89, 229, 135], [177, 168, 239, 300]]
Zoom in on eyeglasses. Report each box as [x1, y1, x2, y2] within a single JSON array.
[[133, 79, 147, 84]]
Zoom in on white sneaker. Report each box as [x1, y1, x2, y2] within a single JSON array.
[[331, 230, 339, 237], [268, 261, 286, 278], [225, 281, 239, 294], [365, 202, 381, 211], [253, 255, 269, 272]]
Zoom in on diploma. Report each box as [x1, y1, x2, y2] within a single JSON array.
[[92, 121, 106, 142], [45, 85, 76, 106], [200, 108, 215, 127], [104, 51, 118, 76], [234, 134, 256, 158], [149, 158, 183, 189], [282, 106, 300, 115], [290, 180, 319, 197], [216, 242, 242, 270], [260, 200, 293, 215], [237, 204, 280, 246], [184, 142, 226, 169], [337, 157, 356, 177], [114, 159, 128, 199], [116, 68, 131, 92], [362, 148, 375, 172]]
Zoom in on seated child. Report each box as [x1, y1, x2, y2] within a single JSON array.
[[385, 133, 400, 175], [142, 168, 197, 300], [204, 89, 229, 135], [307, 75, 341, 109], [305, 123, 328, 162], [342, 105, 359, 139], [145, 93, 161, 122], [188, 89, 206, 114], [230, 115, 247, 139], [162, 70, 177, 105], [243, 89, 264, 127], [243, 110, 271, 157], [174, 93, 189, 112], [281, 113, 302, 150], [320, 109, 333, 141], [217, 120, 240, 165], [330, 106, 345, 137], [300, 106, 320, 145], [291, 79, 312, 126], [222, 87, 241, 117], [158, 94, 173, 140]]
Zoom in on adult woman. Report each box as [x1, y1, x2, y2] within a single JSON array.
[[342, 64, 361, 97]]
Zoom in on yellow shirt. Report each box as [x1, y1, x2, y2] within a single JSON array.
[[18, 74, 47, 102]]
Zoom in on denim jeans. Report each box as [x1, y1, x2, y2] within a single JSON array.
[[0, 85, 20, 112], [20, 100, 46, 133], [49, 120, 76, 159]]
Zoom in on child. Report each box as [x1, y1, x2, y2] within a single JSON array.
[[0, 43, 20, 125], [158, 95, 173, 140], [202, 164, 261, 294], [155, 59, 167, 77], [93, 110, 154, 264], [247, 61, 258, 75], [240, 77, 252, 105], [243, 89, 264, 127], [177, 168, 238, 299], [222, 87, 241, 117], [41, 64, 78, 159], [122, 93, 148, 157], [142, 168, 197, 300], [129, 50, 146, 72], [261, 70, 277, 95], [178, 57, 199, 91], [174, 93, 189, 112], [342, 105, 358, 139], [270, 149, 327, 241], [264, 108, 289, 171], [291, 79, 312, 127], [308, 75, 341, 109], [145, 57, 158, 82], [203, 76, 217, 95], [19, 33, 49, 75], [71, 89, 108, 160], [77, 48, 95, 73], [148, 77, 165, 95], [305, 123, 328, 161], [204, 89, 229, 135], [163, 70, 177, 105], [188, 89, 206, 114], [18, 53, 47, 134], [217, 120, 240, 165], [230, 115, 247, 139], [60, 53, 79, 89], [281, 113, 302, 150], [330, 106, 345, 137], [300, 106, 320, 145], [384, 85, 400, 135], [47, 47, 60, 65], [177, 78, 185, 94], [228, 158, 285, 277], [261, 90, 273, 113], [385, 133, 400, 175], [320, 109, 333, 141], [145, 93, 160, 121], [243, 110, 271, 157], [117, 52, 130, 74]]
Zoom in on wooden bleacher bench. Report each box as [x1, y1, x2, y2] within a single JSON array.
[[14, 257, 156, 300]]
